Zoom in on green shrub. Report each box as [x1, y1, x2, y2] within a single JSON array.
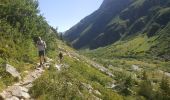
[[138, 80, 154, 99]]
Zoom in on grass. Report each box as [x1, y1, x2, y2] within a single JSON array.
[[82, 34, 159, 60], [80, 32, 170, 99], [30, 48, 123, 100]]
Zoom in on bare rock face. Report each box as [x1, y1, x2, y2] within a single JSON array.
[[5, 64, 21, 79]]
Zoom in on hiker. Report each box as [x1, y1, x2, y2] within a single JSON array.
[[59, 52, 63, 64], [36, 37, 46, 66]]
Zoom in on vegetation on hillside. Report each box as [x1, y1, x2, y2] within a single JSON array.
[[30, 53, 123, 100], [0, 0, 58, 91], [1, 0, 170, 99]]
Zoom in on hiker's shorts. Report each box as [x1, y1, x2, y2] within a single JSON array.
[[39, 50, 45, 57]]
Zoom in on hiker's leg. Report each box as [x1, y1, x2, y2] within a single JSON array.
[[40, 56, 43, 65], [60, 57, 62, 64], [59, 57, 63, 64], [39, 51, 42, 65], [61, 58, 63, 63], [43, 55, 46, 63], [43, 50, 46, 63]]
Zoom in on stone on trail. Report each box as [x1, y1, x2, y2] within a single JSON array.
[[5, 64, 21, 79], [55, 64, 61, 71], [6, 96, 19, 100], [46, 57, 53, 62], [8, 86, 30, 99], [0, 91, 12, 99], [25, 83, 33, 89], [94, 90, 101, 96]]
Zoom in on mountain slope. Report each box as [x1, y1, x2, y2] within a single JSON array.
[[64, 0, 132, 49], [64, 0, 170, 52]]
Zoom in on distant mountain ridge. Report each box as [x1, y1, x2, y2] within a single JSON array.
[[64, 0, 170, 52]]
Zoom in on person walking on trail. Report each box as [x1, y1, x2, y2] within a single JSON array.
[[36, 37, 46, 66], [59, 52, 63, 64]]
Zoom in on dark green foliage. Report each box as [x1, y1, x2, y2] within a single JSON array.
[[160, 76, 169, 92], [159, 75, 170, 99], [153, 75, 170, 100], [156, 7, 170, 25], [147, 22, 160, 37], [121, 76, 135, 95]]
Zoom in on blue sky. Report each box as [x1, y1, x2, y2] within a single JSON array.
[[38, 0, 103, 32]]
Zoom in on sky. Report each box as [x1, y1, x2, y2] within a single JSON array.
[[38, 0, 103, 32]]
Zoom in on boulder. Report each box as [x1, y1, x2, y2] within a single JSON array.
[[5, 64, 21, 79]]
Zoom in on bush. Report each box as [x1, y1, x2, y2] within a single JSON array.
[[30, 68, 82, 100], [138, 80, 154, 99]]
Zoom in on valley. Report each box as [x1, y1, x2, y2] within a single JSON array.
[[0, 0, 170, 100]]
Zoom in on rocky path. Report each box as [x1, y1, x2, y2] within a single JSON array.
[[0, 62, 52, 100]]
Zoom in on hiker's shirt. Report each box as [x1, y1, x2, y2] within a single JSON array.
[[37, 40, 46, 51]]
